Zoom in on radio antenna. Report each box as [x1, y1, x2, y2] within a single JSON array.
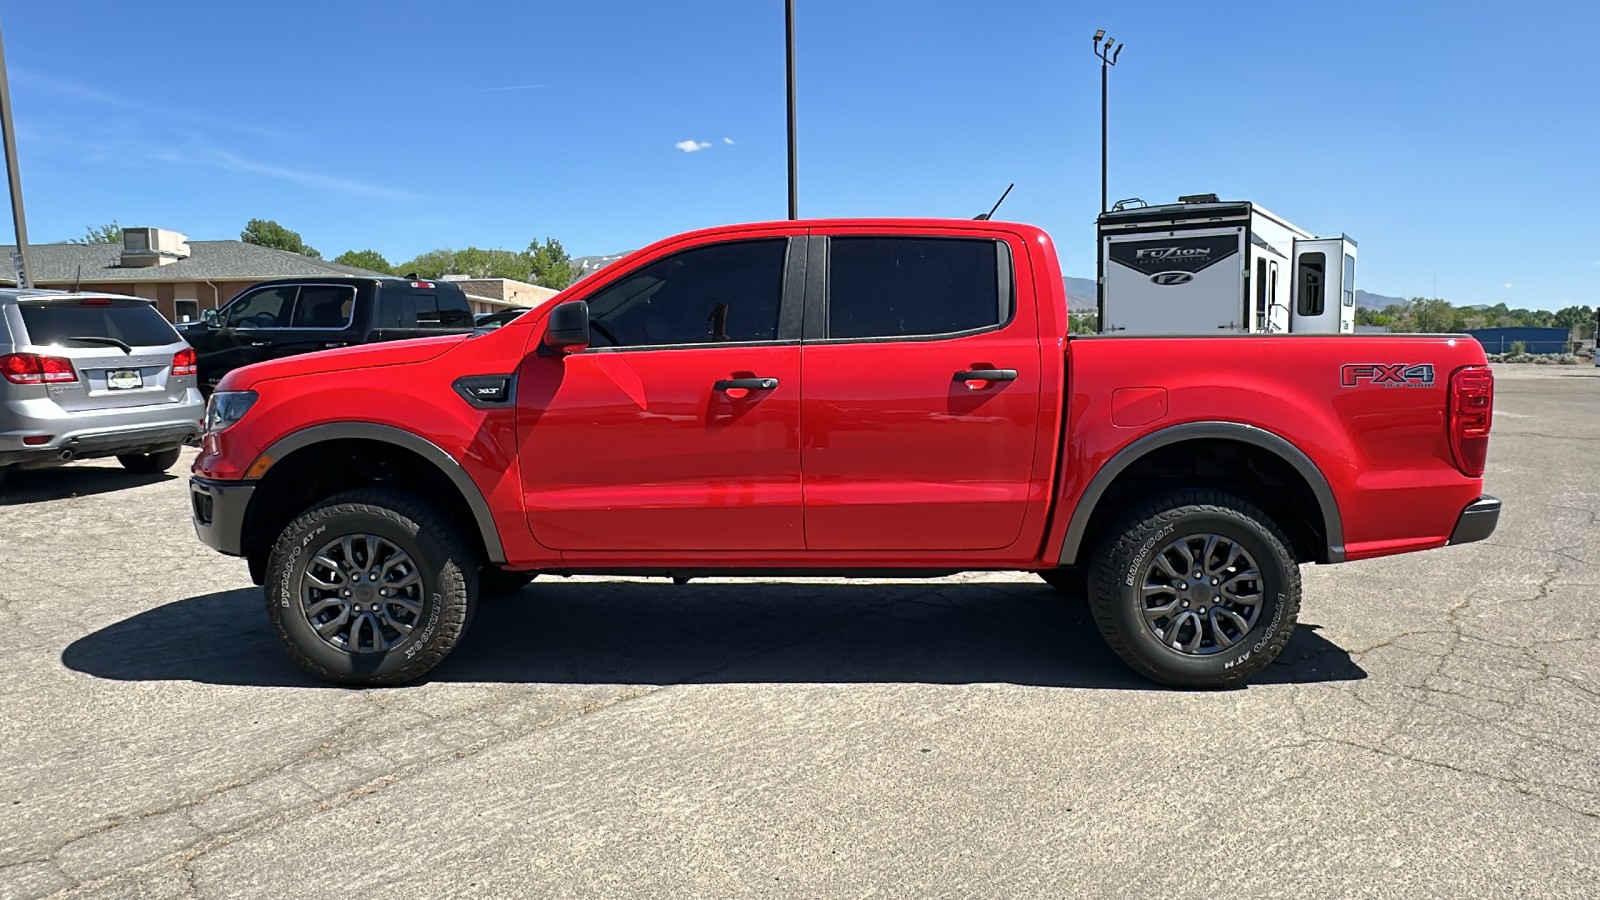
[[975, 183, 1015, 220]]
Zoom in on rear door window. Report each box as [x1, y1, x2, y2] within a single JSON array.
[[18, 299, 179, 348], [289, 285, 356, 328], [825, 237, 1008, 340]]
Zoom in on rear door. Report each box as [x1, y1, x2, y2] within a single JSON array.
[[799, 231, 1042, 551], [15, 297, 189, 411]]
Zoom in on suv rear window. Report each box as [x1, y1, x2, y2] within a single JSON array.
[[18, 299, 179, 348]]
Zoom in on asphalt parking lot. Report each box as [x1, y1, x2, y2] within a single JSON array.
[[1, 363, 1596, 899]]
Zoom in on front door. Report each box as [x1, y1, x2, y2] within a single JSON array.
[[800, 232, 1042, 552], [518, 236, 806, 552]]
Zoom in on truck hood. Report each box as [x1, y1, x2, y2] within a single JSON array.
[[216, 333, 472, 391]]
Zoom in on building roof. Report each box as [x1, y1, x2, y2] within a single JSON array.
[[0, 241, 384, 285]]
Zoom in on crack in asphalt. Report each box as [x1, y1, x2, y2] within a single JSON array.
[[1283, 553, 1600, 824], [31, 592, 920, 897]]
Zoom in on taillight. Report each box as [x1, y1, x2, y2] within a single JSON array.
[[1448, 365, 1494, 477], [173, 347, 198, 377], [0, 353, 79, 385]]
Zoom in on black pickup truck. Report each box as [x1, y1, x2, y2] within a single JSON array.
[[178, 276, 477, 392]]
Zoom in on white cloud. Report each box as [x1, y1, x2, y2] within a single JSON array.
[[1502, 282, 1515, 289], [1592, 260, 1600, 267], [675, 140, 713, 153], [723, 137, 735, 145]]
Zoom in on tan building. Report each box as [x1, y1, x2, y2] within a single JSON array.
[[1, 227, 385, 323], [441, 277, 560, 314]]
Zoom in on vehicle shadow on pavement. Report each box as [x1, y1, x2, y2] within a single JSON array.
[[0, 466, 177, 505], [62, 580, 1366, 690]]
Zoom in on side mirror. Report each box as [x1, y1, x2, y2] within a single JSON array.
[[201, 308, 220, 327], [541, 300, 590, 354]]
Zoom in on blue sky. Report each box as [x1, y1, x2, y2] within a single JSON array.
[[3, 0, 1596, 310]]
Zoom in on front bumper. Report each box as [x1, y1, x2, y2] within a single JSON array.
[[1448, 495, 1501, 546], [190, 476, 256, 557], [0, 420, 201, 468]]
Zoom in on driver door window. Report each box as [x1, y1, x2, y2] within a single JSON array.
[[226, 286, 297, 329], [583, 240, 786, 348]]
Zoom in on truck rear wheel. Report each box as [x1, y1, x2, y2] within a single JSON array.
[[264, 488, 476, 686], [1087, 490, 1300, 689]]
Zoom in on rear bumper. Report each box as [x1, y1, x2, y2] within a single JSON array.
[[1448, 495, 1501, 546], [0, 420, 201, 467], [190, 476, 256, 557]]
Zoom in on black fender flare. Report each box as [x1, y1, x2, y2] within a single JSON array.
[[255, 422, 507, 563], [1056, 421, 1345, 566]]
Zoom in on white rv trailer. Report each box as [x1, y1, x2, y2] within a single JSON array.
[[1096, 196, 1357, 335]]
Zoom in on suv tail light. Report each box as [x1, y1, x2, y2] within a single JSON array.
[[1448, 365, 1494, 477], [173, 347, 198, 377], [0, 353, 79, 385]]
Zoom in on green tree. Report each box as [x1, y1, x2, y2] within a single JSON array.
[[400, 247, 530, 280], [1409, 297, 1456, 333], [241, 219, 320, 258], [332, 249, 394, 275], [526, 237, 578, 290], [69, 221, 122, 244], [1553, 304, 1595, 339]]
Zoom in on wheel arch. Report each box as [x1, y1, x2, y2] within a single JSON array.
[[1057, 422, 1344, 567], [242, 423, 506, 565]]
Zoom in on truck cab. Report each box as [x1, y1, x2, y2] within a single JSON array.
[[180, 276, 475, 392]]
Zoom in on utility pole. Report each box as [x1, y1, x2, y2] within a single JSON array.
[[0, 15, 33, 288], [1092, 30, 1123, 214], [785, 0, 798, 220]]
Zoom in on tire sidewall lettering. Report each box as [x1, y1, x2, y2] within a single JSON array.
[[279, 524, 327, 609], [1125, 523, 1177, 588], [404, 593, 444, 659]]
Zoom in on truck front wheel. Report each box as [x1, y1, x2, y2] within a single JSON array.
[[264, 488, 476, 686], [1087, 490, 1300, 689]]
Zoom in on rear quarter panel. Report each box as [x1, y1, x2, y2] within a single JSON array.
[[1050, 335, 1489, 562]]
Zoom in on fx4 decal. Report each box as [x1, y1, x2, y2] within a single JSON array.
[[1340, 363, 1436, 388]]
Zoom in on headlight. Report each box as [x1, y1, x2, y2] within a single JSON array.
[[204, 390, 258, 433]]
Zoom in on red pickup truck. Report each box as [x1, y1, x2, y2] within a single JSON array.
[[189, 218, 1499, 689]]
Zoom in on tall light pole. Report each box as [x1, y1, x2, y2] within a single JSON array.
[[785, 0, 798, 220], [0, 15, 33, 288], [1092, 30, 1123, 214]]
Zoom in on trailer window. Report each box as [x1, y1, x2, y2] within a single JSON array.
[[1342, 254, 1356, 307], [1297, 252, 1325, 317], [1255, 259, 1268, 330]]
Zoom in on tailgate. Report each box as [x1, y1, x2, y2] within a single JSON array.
[[16, 298, 190, 412]]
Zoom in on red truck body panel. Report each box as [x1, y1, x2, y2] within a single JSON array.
[[196, 218, 1490, 574]]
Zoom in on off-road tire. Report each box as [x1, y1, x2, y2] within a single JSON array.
[[479, 569, 537, 597], [1087, 489, 1300, 689], [117, 448, 181, 474], [264, 488, 477, 686]]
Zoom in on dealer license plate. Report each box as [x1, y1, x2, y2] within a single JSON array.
[[107, 369, 143, 391]]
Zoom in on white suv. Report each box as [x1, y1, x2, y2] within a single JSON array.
[[0, 290, 204, 490]]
